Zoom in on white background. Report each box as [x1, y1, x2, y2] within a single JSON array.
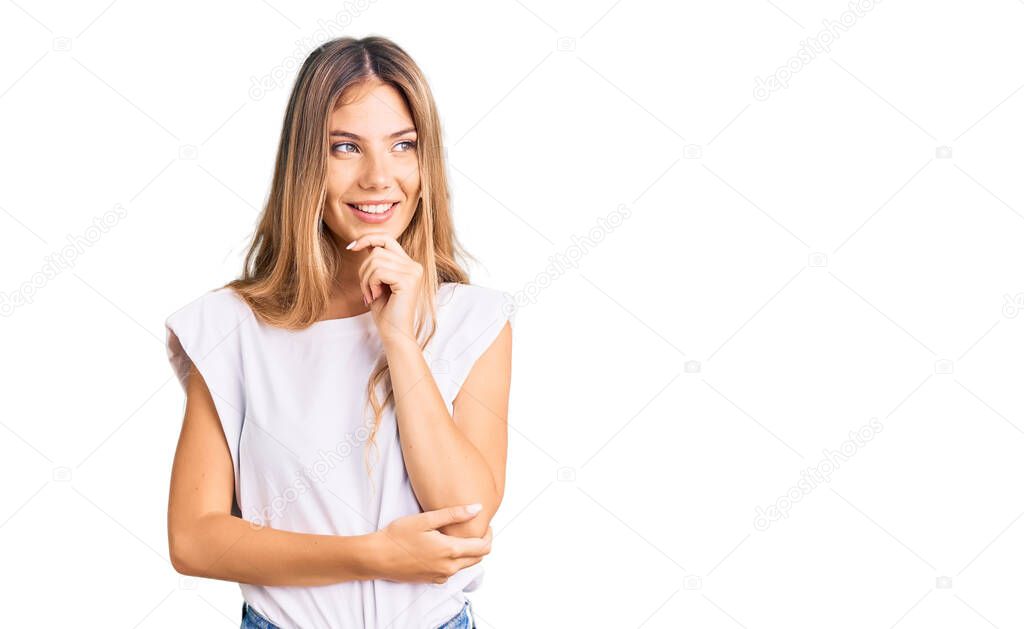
[[2, 0, 1024, 627]]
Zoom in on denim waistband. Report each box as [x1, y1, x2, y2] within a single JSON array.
[[241, 598, 475, 629], [242, 601, 281, 629], [435, 599, 475, 629]]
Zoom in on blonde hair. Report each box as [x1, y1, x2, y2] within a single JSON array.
[[224, 36, 476, 494]]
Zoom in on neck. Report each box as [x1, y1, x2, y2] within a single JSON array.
[[326, 241, 369, 315]]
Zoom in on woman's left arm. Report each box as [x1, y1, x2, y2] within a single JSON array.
[[383, 324, 511, 539], [349, 233, 511, 538]]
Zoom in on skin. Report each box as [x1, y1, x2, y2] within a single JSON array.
[[330, 80, 511, 538], [322, 79, 422, 319], [166, 79, 511, 587], [167, 367, 491, 586]]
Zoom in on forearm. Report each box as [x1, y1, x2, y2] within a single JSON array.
[[171, 512, 384, 586], [383, 335, 499, 535]]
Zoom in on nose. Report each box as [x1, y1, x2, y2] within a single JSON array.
[[359, 150, 391, 190]]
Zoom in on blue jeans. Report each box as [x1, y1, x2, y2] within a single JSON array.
[[435, 600, 475, 629], [240, 599, 475, 629], [241, 601, 279, 629]]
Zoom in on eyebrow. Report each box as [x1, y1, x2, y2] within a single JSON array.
[[329, 127, 417, 139]]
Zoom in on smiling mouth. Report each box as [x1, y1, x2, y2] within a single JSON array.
[[346, 201, 398, 214]]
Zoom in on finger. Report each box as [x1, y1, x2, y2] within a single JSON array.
[[356, 247, 405, 281], [361, 263, 405, 302], [451, 554, 484, 573], [420, 504, 483, 531], [357, 256, 387, 303], [367, 267, 388, 302], [450, 536, 492, 558], [345, 231, 389, 252], [369, 265, 408, 297], [371, 265, 418, 302], [357, 252, 381, 304], [346, 233, 406, 256], [362, 247, 407, 265]]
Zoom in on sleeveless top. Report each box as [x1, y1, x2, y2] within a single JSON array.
[[164, 281, 516, 628]]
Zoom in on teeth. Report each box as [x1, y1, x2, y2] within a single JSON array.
[[353, 203, 394, 214]]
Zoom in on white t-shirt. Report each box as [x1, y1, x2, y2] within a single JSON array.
[[164, 281, 516, 629]]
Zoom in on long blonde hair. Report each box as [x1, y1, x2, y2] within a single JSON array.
[[224, 36, 476, 493]]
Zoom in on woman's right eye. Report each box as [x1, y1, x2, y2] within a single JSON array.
[[332, 142, 359, 154]]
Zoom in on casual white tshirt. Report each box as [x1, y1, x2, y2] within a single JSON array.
[[164, 281, 516, 629]]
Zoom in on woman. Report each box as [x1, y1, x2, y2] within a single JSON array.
[[164, 36, 515, 629]]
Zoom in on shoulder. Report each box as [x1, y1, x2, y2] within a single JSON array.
[[437, 282, 516, 324], [166, 286, 252, 327], [430, 282, 516, 403], [164, 286, 256, 352], [164, 286, 254, 387]]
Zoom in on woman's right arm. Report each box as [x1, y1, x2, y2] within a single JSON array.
[[167, 366, 491, 586]]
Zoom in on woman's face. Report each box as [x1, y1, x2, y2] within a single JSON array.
[[322, 79, 421, 248]]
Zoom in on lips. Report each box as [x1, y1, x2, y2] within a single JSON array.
[[347, 201, 397, 223], [347, 201, 398, 214]]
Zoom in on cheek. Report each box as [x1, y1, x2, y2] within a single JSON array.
[[401, 167, 421, 199], [326, 166, 356, 200], [323, 178, 352, 225]]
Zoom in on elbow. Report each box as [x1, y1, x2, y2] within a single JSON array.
[[455, 517, 491, 540], [439, 495, 501, 539], [169, 529, 198, 576], [443, 471, 504, 538], [438, 517, 490, 539], [168, 519, 206, 577]]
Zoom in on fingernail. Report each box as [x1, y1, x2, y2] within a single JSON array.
[[346, 240, 356, 250], [466, 503, 482, 514]]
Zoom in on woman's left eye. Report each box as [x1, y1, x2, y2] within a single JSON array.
[[395, 140, 417, 151]]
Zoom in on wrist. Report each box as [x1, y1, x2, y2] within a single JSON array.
[[355, 531, 388, 581], [380, 328, 418, 350]]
